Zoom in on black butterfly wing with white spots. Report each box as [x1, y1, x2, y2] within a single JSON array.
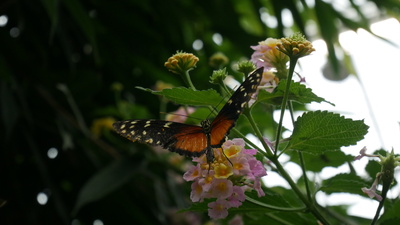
[[112, 120, 209, 157], [210, 67, 263, 147]]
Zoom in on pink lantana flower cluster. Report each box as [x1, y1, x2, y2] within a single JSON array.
[[251, 38, 288, 70], [166, 106, 196, 123], [183, 138, 267, 219], [250, 38, 286, 91]]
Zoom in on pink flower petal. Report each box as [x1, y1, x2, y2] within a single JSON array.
[[183, 165, 201, 181], [228, 186, 246, 207], [190, 180, 204, 202], [229, 215, 244, 225], [208, 199, 231, 219], [210, 179, 233, 199]]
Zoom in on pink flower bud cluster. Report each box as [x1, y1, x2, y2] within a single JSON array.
[[183, 138, 267, 219]]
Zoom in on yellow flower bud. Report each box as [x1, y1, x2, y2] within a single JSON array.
[[164, 51, 199, 75], [277, 32, 315, 59], [209, 52, 229, 68]]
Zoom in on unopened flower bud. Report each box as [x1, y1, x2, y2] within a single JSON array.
[[209, 52, 229, 68], [164, 51, 199, 75], [277, 32, 315, 59]]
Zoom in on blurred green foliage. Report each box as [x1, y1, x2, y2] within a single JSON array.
[[1, 0, 399, 224]]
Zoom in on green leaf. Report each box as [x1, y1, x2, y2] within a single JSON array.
[[184, 187, 303, 214], [238, 190, 314, 225], [136, 86, 222, 106], [379, 199, 400, 224], [288, 150, 354, 172], [258, 80, 334, 106], [287, 111, 369, 154], [243, 211, 316, 225], [320, 173, 370, 195], [185, 189, 314, 225], [365, 159, 381, 180], [72, 158, 139, 215], [232, 0, 264, 36], [315, 0, 341, 77], [326, 205, 371, 224]]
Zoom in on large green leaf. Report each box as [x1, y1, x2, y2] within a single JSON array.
[[258, 80, 334, 106], [137, 86, 222, 106], [320, 173, 370, 195], [287, 111, 369, 154], [288, 150, 354, 172]]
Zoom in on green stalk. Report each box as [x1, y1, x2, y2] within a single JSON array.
[[271, 157, 330, 225], [182, 69, 197, 91], [288, 102, 313, 202], [243, 108, 274, 157], [271, 57, 329, 224], [274, 58, 297, 155], [245, 196, 306, 212]]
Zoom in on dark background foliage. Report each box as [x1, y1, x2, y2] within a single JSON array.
[[1, 0, 398, 224]]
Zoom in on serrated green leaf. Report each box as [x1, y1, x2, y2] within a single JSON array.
[[289, 150, 354, 172], [287, 111, 369, 154], [320, 173, 370, 195], [258, 80, 334, 106], [136, 86, 222, 106]]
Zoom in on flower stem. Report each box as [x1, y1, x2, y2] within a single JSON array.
[[271, 157, 330, 224], [181, 69, 197, 91], [288, 101, 312, 202], [218, 78, 231, 97], [245, 196, 306, 212], [244, 108, 274, 157], [274, 58, 297, 155], [271, 57, 329, 224]]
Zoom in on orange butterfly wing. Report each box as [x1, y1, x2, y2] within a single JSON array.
[[169, 125, 209, 157], [210, 67, 263, 147], [112, 120, 208, 157]]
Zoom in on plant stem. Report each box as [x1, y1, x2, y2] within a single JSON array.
[[271, 157, 330, 224], [182, 69, 197, 91], [274, 58, 297, 155], [245, 196, 306, 212], [288, 102, 313, 202], [271, 57, 329, 224], [244, 108, 274, 157]]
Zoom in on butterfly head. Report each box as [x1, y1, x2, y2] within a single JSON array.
[[201, 119, 212, 133]]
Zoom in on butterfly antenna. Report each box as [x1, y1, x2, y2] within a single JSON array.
[[221, 148, 233, 166], [206, 83, 237, 119], [159, 112, 203, 122], [206, 106, 219, 119]]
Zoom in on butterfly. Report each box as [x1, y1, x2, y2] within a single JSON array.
[[113, 67, 263, 163]]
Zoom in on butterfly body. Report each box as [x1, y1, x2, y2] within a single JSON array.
[[113, 67, 263, 163]]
